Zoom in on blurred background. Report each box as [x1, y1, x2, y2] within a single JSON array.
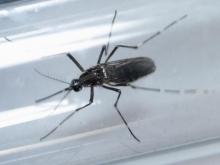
[[0, 0, 220, 164]]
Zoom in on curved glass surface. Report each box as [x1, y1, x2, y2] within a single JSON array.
[[0, 0, 220, 164]]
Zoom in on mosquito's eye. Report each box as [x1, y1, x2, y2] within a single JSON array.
[[71, 79, 79, 85], [73, 85, 82, 92]]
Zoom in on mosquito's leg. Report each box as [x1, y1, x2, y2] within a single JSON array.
[[105, 45, 138, 62], [66, 53, 85, 72], [4, 37, 12, 42], [128, 84, 181, 94], [128, 84, 161, 93], [128, 84, 201, 95], [105, 10, 117, 56], [96, 10, 117, 65], [107, 83, 128, 87], [97, 45, 107, 64], [67, 10, 117, 66], [40, 86, 94, 141], [54, 90, 71, 110], [105, 14, 187, 63], [102, 85, 140, 142]]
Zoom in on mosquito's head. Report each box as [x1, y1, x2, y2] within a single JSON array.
[[70, 79, 82, 92]]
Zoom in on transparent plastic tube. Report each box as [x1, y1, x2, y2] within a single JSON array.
[[0, 0, 220, 164]]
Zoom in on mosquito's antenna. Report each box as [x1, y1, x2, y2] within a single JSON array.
[[54, 90, 71, 110], [36, 88, 70, 103], [137, 14, 188, 47], [106, 10, 117, 55], [34, 68, 70, 85]]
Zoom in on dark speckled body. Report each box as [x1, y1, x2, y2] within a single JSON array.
[[79, 57, 155, 87]]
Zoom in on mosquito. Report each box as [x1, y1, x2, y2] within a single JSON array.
[[36, 10, 188, 142]]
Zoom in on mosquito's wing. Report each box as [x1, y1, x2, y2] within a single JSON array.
[[103, 57, 156, 84]]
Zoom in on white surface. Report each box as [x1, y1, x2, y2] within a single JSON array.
[[0, 0, 220, 164], [110, 137, 220, 165]]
